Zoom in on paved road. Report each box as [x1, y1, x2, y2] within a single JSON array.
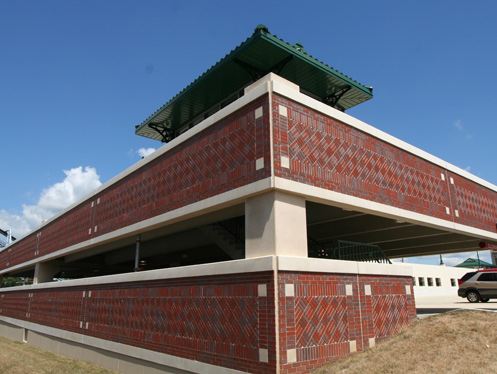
[[415, 293, 497, 318]]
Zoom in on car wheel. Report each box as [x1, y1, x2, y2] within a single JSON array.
[[467, 290, 481, 303], [481, 298, 490, 303]]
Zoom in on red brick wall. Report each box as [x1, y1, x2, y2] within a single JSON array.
[[4, 92, 495, 271], [273, 94, 497, 234], [0, 270, 415, 373], [0, 96, 271, 270], [278, 272, 416, 373], [0, 271, 277, 374]]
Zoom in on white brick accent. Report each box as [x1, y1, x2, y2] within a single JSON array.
[[258, 284, 267, 297], [349, 340, 357, 353], [281, 156, 290, 169], [256, 157, 264, 170], [369, 337, 376, 348], [285, 284, 295, 297], [255, 107, 263, 119], [287, 348, 297, 363], [364, 284, 371, 295], [346, 284, 353, 296], [259, 348, 268, 363], [279, 105, 288, 117]]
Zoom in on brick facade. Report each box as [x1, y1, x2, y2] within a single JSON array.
[[272, 93, 497, 234], [3, 91, 497, 271], [0, 269, 415, 373], [0, 95, 271, 271], [277, 272, 415, 373], [1, 272, 277, 373]]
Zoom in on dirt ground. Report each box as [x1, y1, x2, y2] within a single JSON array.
[[313, 310, 497, 374], [0, 336, 116, 374]]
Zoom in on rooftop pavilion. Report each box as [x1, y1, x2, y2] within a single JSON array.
[[135, 24, 373, 143]]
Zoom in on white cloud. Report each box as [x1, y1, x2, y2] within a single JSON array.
[[0, 166, 102, 239], [137, 148, 156, 158], [403, 251, 492, 267], [464, 166, 471, 172], [0, 210, 32, 240], [454, 119, 463, 131]]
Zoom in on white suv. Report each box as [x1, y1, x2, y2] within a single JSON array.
[[457, 270, 497, 303]]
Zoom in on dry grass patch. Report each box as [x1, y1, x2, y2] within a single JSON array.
[[314, 310, 497, 374], [0, 336, 117, 374]]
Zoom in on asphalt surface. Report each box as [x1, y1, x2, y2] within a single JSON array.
[[415, 293, 497, 318]]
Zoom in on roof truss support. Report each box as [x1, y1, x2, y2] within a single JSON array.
[[234, 55, 294, 82], [325, 86, 351, 111], [149, 123, 174, 143]]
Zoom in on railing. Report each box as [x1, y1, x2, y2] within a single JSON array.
[[212, 220, 392, 264], [216, 216, 245, 244], [308, 238, 391, 264]]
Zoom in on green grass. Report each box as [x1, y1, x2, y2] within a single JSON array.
[[313, 310, 497, 374]]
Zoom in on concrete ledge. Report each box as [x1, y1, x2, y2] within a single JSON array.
[[0, 256, 412, 293], [0, 318, 245, 374], [0, 256, 276, 292], [277, 256, 413, 277], [0, 319, 24, 341]]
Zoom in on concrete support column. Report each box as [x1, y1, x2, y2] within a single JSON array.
[[33, 261, 58, 284], [245, 191, 308, 258]]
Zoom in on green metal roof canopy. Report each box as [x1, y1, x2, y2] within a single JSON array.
[[135, 25, 373, 142], [454, 258, 495, 269]]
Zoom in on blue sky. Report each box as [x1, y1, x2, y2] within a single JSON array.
[[1, 1, 496, 265]]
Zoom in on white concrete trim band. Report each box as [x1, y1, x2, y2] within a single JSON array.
[[274, 177, 497, 242], [0, 256, 412, 293]]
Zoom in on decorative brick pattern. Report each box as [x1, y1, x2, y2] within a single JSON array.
[[0, 292, 30, 319], [1, 272, 277, 374], [29, 289, 85, 332], [0, 96, 271, 271], [1, 269, 415, 374], [449, 172, 497, 233], [272, 94, 497, 234], [278, 272, 416, 374]]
